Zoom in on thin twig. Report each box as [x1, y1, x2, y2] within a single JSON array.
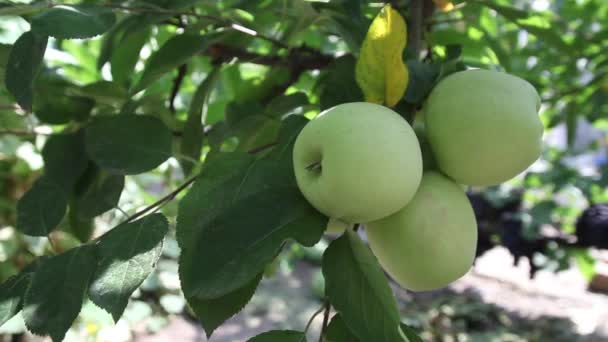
[[110, 138, 282, 230], [302, 304, 326, 340], [169, 64, 188, 113], [102, 3, 288, 49], [318, 299, 331, 342], [0, 129, 52, 136], [125, 175, 198, 224]]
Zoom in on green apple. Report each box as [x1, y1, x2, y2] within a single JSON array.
[[366, 171, 477, 291], [293, 102, 422, 223], [424, 69, 543, 186]]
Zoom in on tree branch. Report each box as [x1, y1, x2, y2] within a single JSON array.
[[169, 64, 188, 113], [408, 0, 424, 58], [0, 129, 51, 136], [102, 4, 288, 49]]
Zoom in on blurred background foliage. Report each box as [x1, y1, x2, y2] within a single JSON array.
[[0, 0, 607, 340]]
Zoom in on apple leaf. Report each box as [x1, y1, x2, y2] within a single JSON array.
[[265, 92, 310, 117], [131, 33, 218, 93], [0, 259, 42, 327], [22, 244, 98, 342], [111, 27, 151, 86], [177, 116, 327, 300], [180, 67, 221, 176], [31, 5, 116, 40], [73, 166, 124, 218], [325, 314, 424, 342], [322, 230, 406, 342], [247, 330, 307, 342], [325, 314, 359, 342], [188, 273, 262, 337], [355, 4, 408, 107], [4, 31, 47, 111], [16, 176, 68, 236], [42, 130, 89, 193], [84, 114, 172, 175], [400, 324, 425, 342], [89, 214, 168, 321], [318, 56, 364, 110], [403, 60, 440, 105]]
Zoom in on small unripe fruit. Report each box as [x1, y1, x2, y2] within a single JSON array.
[[366, 172, 477, 291], [424, 69, 543, 186], [293, 102, 422, 223]]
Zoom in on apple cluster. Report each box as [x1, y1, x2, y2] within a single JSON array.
[[292, 69, 543, 291]]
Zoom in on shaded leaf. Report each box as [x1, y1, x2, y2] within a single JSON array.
[[4, 31, 47, 111], [322, 231, 405, 342], [247, 330, 307, 342], [84, 114, 172, 174], [31, 5, 116, 40], [319, 56, 364, 110], [22, 245, 98, 342], [404, 60, 440, 104], [189, 273, 262, 337], [74, 167, 124, 218], [356, 5, 408, 107], [0, 261, 41, 327], [177, 116, 327, 300], [111, 27, 151, 85], [89, 214, 168, 321], [400, 323, 424, 342], [265, 92, 309, 117], [16, 176, 68, 236], [41, 131, 89, 193], [131, 33, 216, 93], [34, 93, 94, 124], [326, 314, 359, 342], [180, 67, 221, 176]]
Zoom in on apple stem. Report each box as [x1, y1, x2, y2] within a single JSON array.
[[306, 161, 322, 173]]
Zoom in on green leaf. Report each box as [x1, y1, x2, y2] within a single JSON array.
[[67, 202, 95, 243], [31, 5, 116, 40], [0, 261, 41, 326], [74, 167, 124, 218], [177, 116, 327, 300], [470, 0, 530, 20], [16, 176, 68, 236], [111, 27, 151, 86], [247, 330, 307, 342], [325, 314, 424, 342], [4, 31, 47, 111], [325, 314, 359, 342], [131, 33, 216, 94], [228, 111, 281, 152], [180, 67, 221, 176], [42, 131, 89, 193], [34, 93, 95, 124], [404, 60, 440, 104], [322, 230, 406, 342], [22, 245, 98, 342], [265, 92, 309, 117], [318, 56, 364, 110], [188, 273, 262, 337], [84, 114, 173, 175], [89, 214, 168, 321], [400, 323, 424, 342]]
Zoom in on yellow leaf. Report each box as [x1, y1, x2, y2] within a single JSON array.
[[355, 5, 409, 107], [433, 0, 455, 12]]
